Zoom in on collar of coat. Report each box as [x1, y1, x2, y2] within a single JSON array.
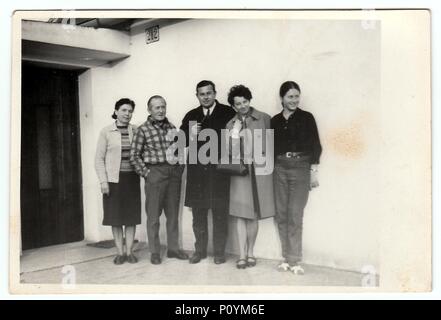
[[232, 107, 261, 122], [197, 100, 225, 117]]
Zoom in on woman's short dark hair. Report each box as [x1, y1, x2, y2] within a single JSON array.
[[227, 85, 253, 106], [279, 81, 301, 98], [112, 98, 135, 119]]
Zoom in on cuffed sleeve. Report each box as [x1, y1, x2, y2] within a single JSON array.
[[309, 114, 322, 164], [130, 128, 148, 177]]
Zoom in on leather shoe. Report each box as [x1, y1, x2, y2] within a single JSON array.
[[127, 254, 138, 264], [150, 253, 161, 265], [113, 254, 126, 265], [189, 252, 207, 264], [167, 250, 189, 260], [214, 256, 226, 264]]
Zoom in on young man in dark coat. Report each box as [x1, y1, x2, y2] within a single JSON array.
[[180, 80, 236, 264]]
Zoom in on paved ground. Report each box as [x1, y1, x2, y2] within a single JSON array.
[[20, 241, 369, 287]]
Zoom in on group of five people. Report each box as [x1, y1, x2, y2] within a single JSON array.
[[95, 80, 322, 274]]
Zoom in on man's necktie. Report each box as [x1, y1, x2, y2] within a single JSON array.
[[202, 108, 211, 124]]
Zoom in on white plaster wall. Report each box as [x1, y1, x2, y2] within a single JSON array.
[[79, 19, 380, 272]]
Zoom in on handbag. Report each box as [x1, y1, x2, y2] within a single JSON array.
[[216, 158, 249, 176], [217, 119, 249, 176]]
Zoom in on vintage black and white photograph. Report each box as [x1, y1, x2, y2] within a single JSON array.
[[9, 9, 431, 293]]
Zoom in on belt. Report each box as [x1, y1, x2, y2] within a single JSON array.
[[147, 162, 179, 166], [278, 152, 307, 159]]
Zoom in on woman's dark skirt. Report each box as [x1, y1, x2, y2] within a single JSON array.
[[102, 171, 141, 226]]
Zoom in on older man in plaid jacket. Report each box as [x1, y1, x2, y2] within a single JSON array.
[[130, 95, 188, 265]]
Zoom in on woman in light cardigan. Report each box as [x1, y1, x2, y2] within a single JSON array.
[[95, 98, 141, 265]]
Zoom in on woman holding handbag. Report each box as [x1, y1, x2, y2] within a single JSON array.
[[225, 85, 276, 269]]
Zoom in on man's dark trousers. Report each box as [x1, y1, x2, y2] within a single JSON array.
[[144, 164, 184, 254], [192, 206, 228, 257]]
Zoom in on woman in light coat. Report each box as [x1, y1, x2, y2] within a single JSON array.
[[225, 85, 276, 269]]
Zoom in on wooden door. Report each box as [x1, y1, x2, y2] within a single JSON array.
[[21, 65, 84, 250]]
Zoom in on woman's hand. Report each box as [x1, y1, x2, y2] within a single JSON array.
[[100, 182, 110, 195], [190, 123, 201, 137], [231, 119, 242, 138], [310, 165, 319, 189]]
